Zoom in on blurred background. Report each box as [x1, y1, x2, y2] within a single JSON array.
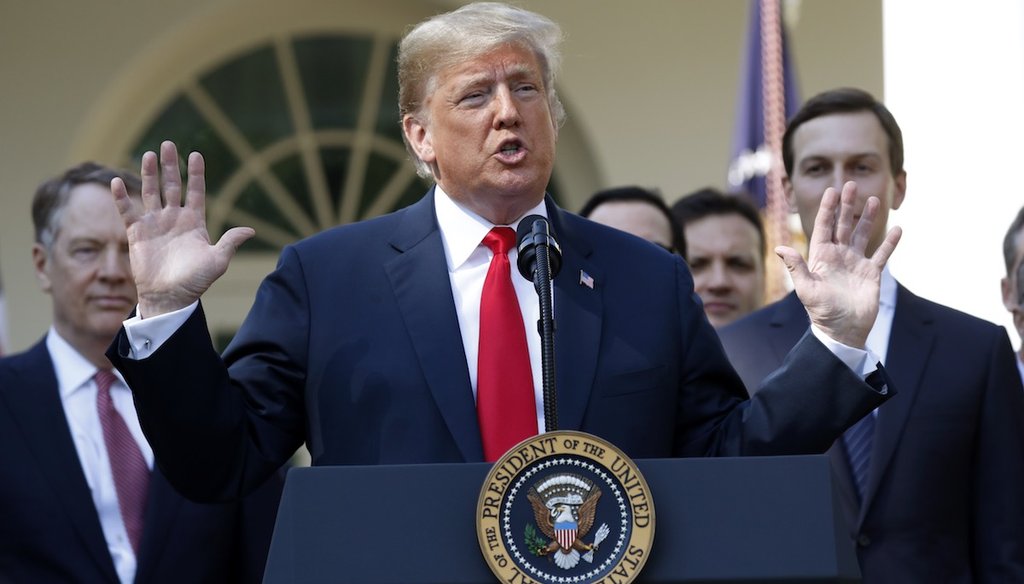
[[0, 0, 1019, 352]]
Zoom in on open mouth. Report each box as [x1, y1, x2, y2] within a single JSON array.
[[496, 139, 526, 162]]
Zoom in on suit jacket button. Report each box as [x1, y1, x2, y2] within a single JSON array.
[[856, 534, 871, 547]]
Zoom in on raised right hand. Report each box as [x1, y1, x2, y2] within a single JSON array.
[[111, 140, 255, 318]]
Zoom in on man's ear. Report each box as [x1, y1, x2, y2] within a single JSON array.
[[1003, 276, 1018, 311], [891, 170, 907, 210], [783, 175, 797, 213], [402, 115, 435, 164], [32, 243, 52, 293]]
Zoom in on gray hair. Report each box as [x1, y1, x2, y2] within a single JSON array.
[[32, 162, 141, 249], [397, 2, 566, 178]]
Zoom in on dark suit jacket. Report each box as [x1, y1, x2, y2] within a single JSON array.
[[109, 191, 889, 503], [719, 287, 1024, 583], [0, 340, 282, 583]]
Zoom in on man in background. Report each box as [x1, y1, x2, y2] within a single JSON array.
[[672, 188, 765, 328], [0, 163, 281, 583], [719, 87, 1024, 582], [1002, 205, 1024, 382], [579, 185, 686, 256]]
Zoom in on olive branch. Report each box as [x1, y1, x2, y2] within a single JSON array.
[[524, 524, 549, 556]]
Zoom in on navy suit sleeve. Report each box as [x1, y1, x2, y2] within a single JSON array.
[[670, 260, 891, 457], [109, 247, 310, 502]]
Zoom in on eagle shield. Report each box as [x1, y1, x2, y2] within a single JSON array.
[[527, 473, 608, 570]]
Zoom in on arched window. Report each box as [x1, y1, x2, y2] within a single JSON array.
[[130, 35, 432, 253], [72, 3, 600, 339]]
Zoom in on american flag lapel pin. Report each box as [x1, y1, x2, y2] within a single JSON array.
[[579, 269, 595, 289]]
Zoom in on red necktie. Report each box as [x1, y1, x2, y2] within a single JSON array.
[[477, 227, 538, 461], [95, 369, 150, 554]]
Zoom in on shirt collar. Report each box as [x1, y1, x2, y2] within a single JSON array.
[[880, 265, 897, 309], [46, 327, 124, 399], [433, 184, 548, 271]]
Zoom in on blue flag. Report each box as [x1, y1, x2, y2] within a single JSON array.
[[0, 264, 6, 356], [727, 0, 802, 207]]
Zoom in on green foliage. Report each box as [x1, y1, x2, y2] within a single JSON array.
[[524, 523, 549, 556]]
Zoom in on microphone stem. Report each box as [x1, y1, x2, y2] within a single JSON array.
[[534, 241, 558, 432]]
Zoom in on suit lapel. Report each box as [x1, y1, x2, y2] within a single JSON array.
[[1, 342, 119, 582], [547, 203, 603, 432], [385, 190, 483, 462], [768, 292, 810, 359], [859, 284, 933, 518]]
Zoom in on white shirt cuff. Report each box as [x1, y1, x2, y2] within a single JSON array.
[[810, 324, 879, 378], [123, 301, 198, 359]]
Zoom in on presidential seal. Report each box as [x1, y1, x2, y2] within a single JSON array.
[[477, 431, 655, 584]]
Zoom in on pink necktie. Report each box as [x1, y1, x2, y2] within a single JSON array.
[[477, 227, 538, 462], [95, 369, 149, 554]]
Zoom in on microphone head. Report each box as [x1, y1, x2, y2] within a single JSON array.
[[516, 215, 544, 281], [515, 215, 545, 248], [516, 215, 562, 281]]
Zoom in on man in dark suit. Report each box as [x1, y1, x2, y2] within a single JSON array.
[[719, 88, 1024, 582], [0, 163, 281, 583], [1002, 205, 1024, 383], [107, 3, 898, 504]]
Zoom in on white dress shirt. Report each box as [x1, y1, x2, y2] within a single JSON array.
[[49, 329, 154, 584], [846, 266, 897, 422], [866, 266, 898, 367]]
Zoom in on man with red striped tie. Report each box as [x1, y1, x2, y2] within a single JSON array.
[[0, 163, 282, 583]]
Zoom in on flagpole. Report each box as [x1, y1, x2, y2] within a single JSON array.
[[760, 0, 792, 303]]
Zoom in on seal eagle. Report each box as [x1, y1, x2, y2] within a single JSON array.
[[527, 475, 602, 569]]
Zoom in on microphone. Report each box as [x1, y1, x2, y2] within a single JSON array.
[[516, 215, 562, 282], [515, 215, 560, 432]]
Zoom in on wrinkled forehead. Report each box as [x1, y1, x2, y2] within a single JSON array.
[[685, 214, 762, 252], [792, 111, 890, 162], [429, 42, 544, 92]]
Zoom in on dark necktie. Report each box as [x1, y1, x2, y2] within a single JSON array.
[[477, 227, 538, 461], [843, 412, 875, 503], [95, 369, 150, 554]]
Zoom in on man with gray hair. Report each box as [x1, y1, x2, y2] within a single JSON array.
[[108, 2, 897, 504], [1003, 205, 1024, 382], [0, 163, 281, 582]]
